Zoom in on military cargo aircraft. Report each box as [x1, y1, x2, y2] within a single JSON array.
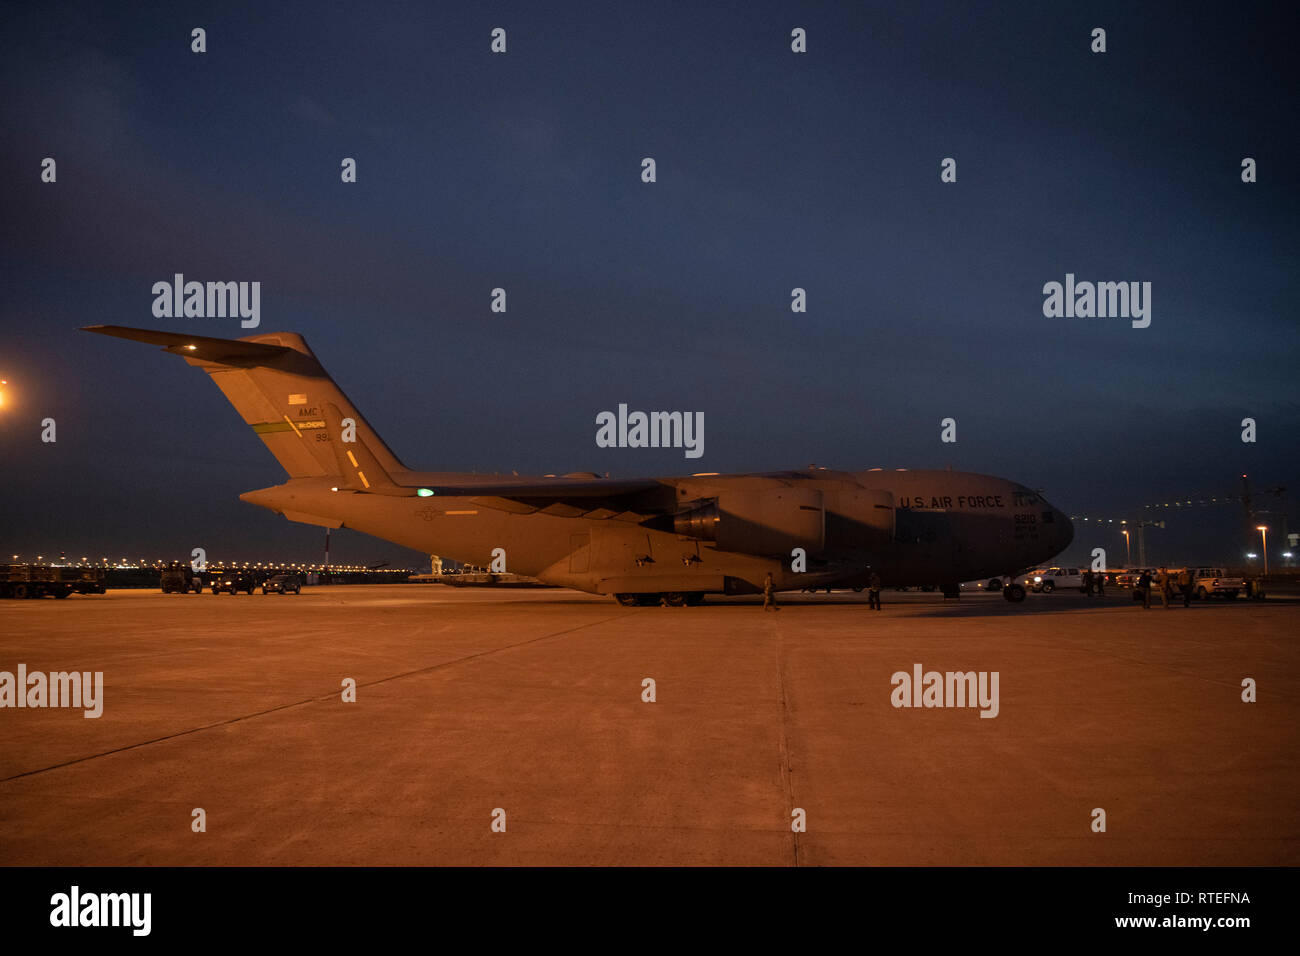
[[86, 326, 1073, 605]]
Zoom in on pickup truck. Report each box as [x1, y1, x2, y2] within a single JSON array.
[[1031, 567, 1086, 593], [1193, 567, 1245, 600]]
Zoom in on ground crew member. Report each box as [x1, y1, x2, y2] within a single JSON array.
[[1156, 568, 1173, 609], [1138, 570, 1152, 609], [763, 572, 779, 611], [867, 571, 882, 610], [1096, 571, 1106, 599], [1180, 567, 1194, 607]]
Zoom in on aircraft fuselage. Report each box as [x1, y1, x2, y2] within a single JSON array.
[[241, 467, 1073, 596]]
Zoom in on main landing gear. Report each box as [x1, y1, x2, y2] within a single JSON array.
[[614, 592, 706, 607]]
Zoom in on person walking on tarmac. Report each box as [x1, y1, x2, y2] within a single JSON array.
[[1180, 567, 1194, 607], [867, 571, 883, 610], [763, 572, 780, 611], [1137, 569, 1153, 609], [1156, 567, 1174, 609], [1083, 569, 1094, 597], [1096, 570, 1106, 599]]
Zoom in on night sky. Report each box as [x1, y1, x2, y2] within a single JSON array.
[[2, 1, 1296, 569]]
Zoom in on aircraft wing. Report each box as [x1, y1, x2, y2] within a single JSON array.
[[413, 478, 671, 518]]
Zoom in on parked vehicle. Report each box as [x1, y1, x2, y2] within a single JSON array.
[[1114, 568, 1155, 589], [1017, 568, 1049, 589], [262, 573, 302, 595], [1031, 567, 1085, 593], [212, 573, 256, 595], [161, 565, 204, 594], [0, 564, 106, 599], [1193, 567, 1245, 600]]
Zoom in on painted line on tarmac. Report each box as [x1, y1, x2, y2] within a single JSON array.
[[768, 616, 801, 867]]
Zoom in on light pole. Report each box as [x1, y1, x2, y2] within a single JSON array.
[[1136, 520, 1163, 567], [1256, 526, 1269, 575], [1121, 528, 1131, 565]]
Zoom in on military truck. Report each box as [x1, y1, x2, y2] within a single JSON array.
[[0, 564, 107, 599], [161, 564, 205, 593]]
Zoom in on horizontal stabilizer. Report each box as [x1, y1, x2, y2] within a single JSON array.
[[83, 324, 408, 479], [83, 325, 300, 369]]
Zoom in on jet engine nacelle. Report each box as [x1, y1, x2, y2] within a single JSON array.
[[674, 488, 825, 556]]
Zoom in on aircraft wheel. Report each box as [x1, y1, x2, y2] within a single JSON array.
[[1003, 583, 1026, 602], [614, 593, 639, 607], [662, 592, 687, 607]]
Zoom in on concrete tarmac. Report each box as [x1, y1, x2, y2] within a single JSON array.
[[1, 586, 1296, 865]]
